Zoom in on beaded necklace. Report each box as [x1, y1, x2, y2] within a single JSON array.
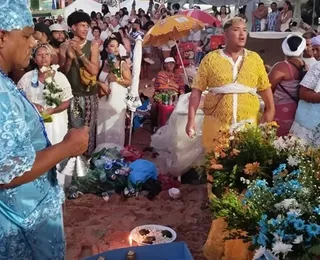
[[0, 68, 51, 147]]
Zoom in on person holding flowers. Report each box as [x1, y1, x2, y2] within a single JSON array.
[[18, 44, 73, 145], [96, 36, 132, 147]]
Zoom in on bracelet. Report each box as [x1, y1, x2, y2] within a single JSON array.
[[78, 53, 85, 59]]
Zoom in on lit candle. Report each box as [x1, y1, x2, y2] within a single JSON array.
[[129, 235, 132, 247]]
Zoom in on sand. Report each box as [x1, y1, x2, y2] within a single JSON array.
[[64, 184, 211, 260]]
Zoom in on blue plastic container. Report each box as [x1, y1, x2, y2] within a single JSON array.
[[83, 242, 194, 260]]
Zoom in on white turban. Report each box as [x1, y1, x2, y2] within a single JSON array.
[[311, 35, 320, 47], [281, 34, 306, 57]]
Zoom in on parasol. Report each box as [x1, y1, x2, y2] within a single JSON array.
[[127, 36, 143, 145], [143, 15, 204, 47], [143, 15, 204, 83], [179, 9, 221, 27]]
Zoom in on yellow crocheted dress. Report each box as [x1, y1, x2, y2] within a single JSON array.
[[192, 49, 271, 152]]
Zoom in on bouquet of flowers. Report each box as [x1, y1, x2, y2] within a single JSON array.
[[211, 152, 320, 259], [201, 120, 310, 195], [108, 54, 121, 79], [40, 65, 63, 122]]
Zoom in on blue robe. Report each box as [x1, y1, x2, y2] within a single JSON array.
[[0, 72, 65, 259]]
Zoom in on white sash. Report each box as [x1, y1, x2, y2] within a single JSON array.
[[208, 83, 258, 124]]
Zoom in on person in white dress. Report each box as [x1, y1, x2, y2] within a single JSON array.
[[96, 37, 132, 147], [280, 1, 293, 32], [17, 45, 73, 145]]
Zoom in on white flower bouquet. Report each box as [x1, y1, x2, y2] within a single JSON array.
[[40, 65, 63, 122]]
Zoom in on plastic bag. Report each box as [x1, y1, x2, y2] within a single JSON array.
[[151, 93, 205, 176]]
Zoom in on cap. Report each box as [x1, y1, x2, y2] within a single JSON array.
[[164, 57, 175, 63], [0, 0, 33, 31], [49, 23, 65, 32], [311, 35, 320, 47]]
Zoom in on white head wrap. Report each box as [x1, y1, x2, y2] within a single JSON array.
[[311, 35, 320, 47], [281, 34, 306, 57]]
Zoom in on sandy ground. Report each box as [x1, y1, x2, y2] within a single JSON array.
[[64, 63, 211, 259], [64, 184, 211, 260]]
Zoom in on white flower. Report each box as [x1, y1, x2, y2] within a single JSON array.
[[40, 66, 49, 73], [273, 137, 287, 151], [51, 64, 60, 71], [274, 199, 299, 210], [287, 155, 300, 167], [253, 246, 266, 260], [272, 241, 293, 257], [45, 77, 53, 84], [292, 235, 303, 244], [288, 208, 302, 216], [43, 89, 50, 95]]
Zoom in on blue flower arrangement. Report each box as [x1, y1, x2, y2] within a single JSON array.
[[211, 158, 320, 259]]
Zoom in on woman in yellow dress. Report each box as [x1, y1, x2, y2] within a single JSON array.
[[186, 17, 275, 260]]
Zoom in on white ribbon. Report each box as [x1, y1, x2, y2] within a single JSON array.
[[208, 83, 258, 124]]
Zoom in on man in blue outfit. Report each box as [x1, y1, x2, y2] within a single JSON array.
[[0, 0, 89, 259]]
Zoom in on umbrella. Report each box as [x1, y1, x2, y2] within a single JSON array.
[[143, 15, 204, 47], [143, 15, 204, 83], [127, 36, 143, 145], [179, 9, 221, 27]]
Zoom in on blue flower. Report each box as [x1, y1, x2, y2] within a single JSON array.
[[245, 190, 253, 199], [275, 229, 285, 239], [273, 164, 287, 175], [269, 218, 279, 227], [306, 224, 320, 237], [313, 206, 320, 215], [290, 169, 300, 176], [257, 232, 268, 246], [293, 219, 305, 231], [256, 180, 268, 187], [287, 180, 302, 189], [286, 212, 297, 223], [272, 184, 285, 195]]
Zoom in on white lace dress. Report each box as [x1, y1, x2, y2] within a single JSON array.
[[17, 70, 73, 145], [290, 63, 320, 146], [96, 66, 128, 147]]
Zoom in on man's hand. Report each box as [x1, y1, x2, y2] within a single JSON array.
[[262, 109, 274, 123], [33, 103, 44, 113], [62, 127, 89, 157], [69, 37, 83, 56]]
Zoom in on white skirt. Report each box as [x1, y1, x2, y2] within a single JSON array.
[[96, 82, 128, 147]]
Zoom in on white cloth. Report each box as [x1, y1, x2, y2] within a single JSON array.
[[290, 63, 320, 146], [188, 30, 201, 42], [119, 44, 127, 57], [302, 57, 318, 68], [280, 12, 291, 32], [111, 24, 121, 33], [151, 93, 205, 176], [120, 15, 130, 27], [208, 83, 258, 124], [17, 70, 73, 145], [127, 36, 142, 112], [101, 30, 111, 41], [87, 29, 94, 41], [281, 34, 306, 57], [96, 70, 128, 147]]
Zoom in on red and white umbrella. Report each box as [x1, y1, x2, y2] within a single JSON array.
[[179, 9, 221, 27]]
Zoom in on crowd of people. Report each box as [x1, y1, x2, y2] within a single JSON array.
[[1, 0, 320, 258]]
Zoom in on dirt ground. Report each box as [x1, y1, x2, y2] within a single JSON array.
[[64, 62, 211, 259], [64, 184, 211, 260]]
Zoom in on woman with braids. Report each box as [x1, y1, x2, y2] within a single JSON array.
[[96, 36, 132, 147]]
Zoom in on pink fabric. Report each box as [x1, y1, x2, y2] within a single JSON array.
[[274, 102, 298, 136]]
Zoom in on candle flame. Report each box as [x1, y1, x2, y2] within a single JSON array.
[[129, 234, 132, 247]]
